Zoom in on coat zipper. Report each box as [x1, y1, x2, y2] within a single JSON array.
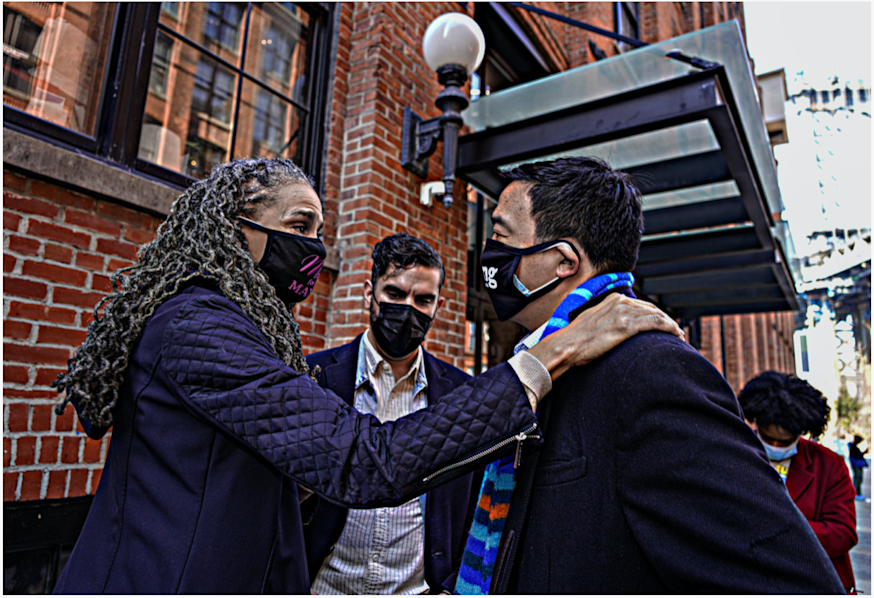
[[422, 422, 539, 483]]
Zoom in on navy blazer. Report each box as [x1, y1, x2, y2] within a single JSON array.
[[493, 331, 845, 594], [52, 282, 537, 594], [304, 335, 480, 593]]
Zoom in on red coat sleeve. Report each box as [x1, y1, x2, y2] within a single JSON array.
[[804, 450, 858, 557]]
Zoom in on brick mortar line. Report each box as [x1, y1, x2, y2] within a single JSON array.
[[4, 208, 149, 240], [3, 183, 163, 229]]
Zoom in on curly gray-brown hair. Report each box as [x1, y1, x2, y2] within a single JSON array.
[[53, 158, 318, 428]]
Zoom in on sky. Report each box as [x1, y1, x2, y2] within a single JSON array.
[[742, 2, 872, 244], [743, 2, 871, 92]]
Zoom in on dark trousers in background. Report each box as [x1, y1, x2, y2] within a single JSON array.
[[852, 466, 865, 496]]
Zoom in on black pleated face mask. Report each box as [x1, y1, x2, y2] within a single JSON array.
[[370, 301, 433, 359], [239, 217, 326, 305], [480, 238, 580, 321]]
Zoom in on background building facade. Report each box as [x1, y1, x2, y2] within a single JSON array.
[[4, 2, 802, 592]]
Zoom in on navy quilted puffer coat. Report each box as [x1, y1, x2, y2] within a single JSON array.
[[53, 282, 539, 594]]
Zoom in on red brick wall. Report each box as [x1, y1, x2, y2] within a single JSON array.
[[564, 2, 617, 67], [324, 2, 471, 367], [512, 3, 568, 72], [699, 315, 724, 376], [697, 312, 797, 396], [640, 3, 686, 43], [3, 171, 160, 501]]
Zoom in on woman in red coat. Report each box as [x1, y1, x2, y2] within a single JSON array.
[[739, 371, 858, 594]]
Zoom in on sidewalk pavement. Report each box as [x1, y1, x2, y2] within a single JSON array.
[[850, 462, 870, 595]]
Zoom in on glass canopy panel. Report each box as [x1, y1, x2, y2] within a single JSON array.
[[498, 120, 719, 171], [642, 221, 754, 242], [463, 21, 783, 216], [772, 220, 802, 286], [642, 180, 741, 211]]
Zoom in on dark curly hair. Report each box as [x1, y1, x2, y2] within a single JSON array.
[[737, 371, 831, 437], [371, 233, 445, 289], [500, 156, 644, 274], [53, 158, 318, 429]]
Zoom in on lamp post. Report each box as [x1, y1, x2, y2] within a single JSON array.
[[401, 13, 485, 208]]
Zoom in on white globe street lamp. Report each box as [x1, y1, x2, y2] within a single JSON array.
[[401, 13, 486, 207]]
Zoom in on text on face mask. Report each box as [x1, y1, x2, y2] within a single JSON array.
[[482, 266, 498, 289]]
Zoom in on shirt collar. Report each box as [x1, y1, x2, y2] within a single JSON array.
[[356, 331, 427, 390], [514, 320, 549, 355]]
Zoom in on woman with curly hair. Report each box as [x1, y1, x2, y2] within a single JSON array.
[[738, 371, 859, 594], [51, 157, 681, 594]]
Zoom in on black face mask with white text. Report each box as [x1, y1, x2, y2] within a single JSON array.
[[370, 301, 433, 359], [480, 238, 580, 321], [239, 217, 326, 305]]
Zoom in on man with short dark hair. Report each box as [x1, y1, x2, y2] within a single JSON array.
[[304, 233, 479, 594], [455, 156, 845, 594]]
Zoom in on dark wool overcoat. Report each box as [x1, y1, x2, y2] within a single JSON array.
[[52, 282, 538, 594], [491, 330, 846, 594], [304, 335, 481, 593], [787, 437, 858, 592]]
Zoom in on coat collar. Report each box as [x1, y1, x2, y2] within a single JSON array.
[[320, 333, 452, 406], [785, 437, 815, 500]]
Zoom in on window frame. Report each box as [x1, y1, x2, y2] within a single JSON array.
[[147, 30, 174, 98], [614, 2, 641, 52], [252, 88, 289, 156], [2, 2, 127, 154], [2, 2, 335, 192], [2, 7, 44, 101], [202, 2, 245, 55]]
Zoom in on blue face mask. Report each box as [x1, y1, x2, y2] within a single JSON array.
[[757, 431, 799, 461]]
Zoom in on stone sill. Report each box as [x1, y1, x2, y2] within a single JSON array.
[[3, 127, 181, 217], [2, 127, 340, 272]]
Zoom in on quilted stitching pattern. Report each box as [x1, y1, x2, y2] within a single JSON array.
[[161, 291, 536, 508]]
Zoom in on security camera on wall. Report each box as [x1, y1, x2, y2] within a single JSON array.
[[420, 181, 445, 207]]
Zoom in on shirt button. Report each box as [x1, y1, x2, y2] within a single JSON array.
[[371, 553, 379, 562]]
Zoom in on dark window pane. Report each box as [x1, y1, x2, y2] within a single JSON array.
[[138, 44, 236, 177], [3, 547, 55, 594], [245, 3, 311, 105], [2, 2, 116, 136], [161, 2, 179, 19], [147, 32, 174, 97], [193, 58, 234, 123], [201, 2, 245, 56], [142, 2, 325, 183], [235, 79, 300, 161]]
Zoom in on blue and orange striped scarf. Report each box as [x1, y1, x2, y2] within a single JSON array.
[[454, 272, 635, 595]]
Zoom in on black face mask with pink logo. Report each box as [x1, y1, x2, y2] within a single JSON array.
[[239, 217, 326, 305]]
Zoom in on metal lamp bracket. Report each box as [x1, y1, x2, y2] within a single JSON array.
[[400, 64, 469, 207], [401, 107, 443, 179]]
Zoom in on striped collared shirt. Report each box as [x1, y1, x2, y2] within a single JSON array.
[[311, 332, 430, 595], [514, 321, 549, 355]]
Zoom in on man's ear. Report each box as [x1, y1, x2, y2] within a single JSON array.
[[363, 279, 374, 311], [433, 295, 446, 319], [554, 241, 582, 279]]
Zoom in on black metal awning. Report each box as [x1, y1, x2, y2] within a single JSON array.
[[456, 40, 800, 319]]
